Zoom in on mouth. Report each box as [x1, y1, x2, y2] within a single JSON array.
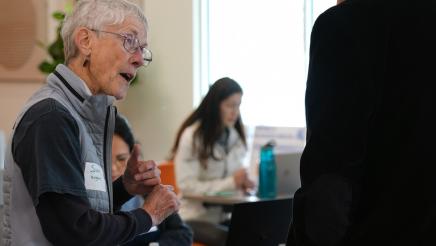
[[119, 72, 134, 83], [228, 118, 238, 125]]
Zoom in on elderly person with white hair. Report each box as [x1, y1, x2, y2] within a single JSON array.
[[2, 0, 180, 245]]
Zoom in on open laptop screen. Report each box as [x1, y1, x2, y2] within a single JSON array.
[[275, 152, 302, 196]]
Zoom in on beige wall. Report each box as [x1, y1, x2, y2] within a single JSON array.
[[0, 82, 43, 137], [116, 0, 195, 161], [0, 0, 195, 161]]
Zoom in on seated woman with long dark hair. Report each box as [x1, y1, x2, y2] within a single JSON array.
[[170, 77, 255, 246]]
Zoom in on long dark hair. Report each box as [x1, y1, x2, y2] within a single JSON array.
[[170, 77, 247, 168], [114, 114, 135, 153]]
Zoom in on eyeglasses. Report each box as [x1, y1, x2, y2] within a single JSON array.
[[91, 29, 152, 67]]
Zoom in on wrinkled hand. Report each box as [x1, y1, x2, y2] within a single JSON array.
[[123, 144, 161, 195], [142, 184, 180, 226]]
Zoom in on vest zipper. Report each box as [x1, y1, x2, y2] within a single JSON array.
[[103, 106, 114, 213]]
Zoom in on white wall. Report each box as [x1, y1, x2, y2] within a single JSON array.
[[0, 0, 196, 161], [116, 0, 195, 161]]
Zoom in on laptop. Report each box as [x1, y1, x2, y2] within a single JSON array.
[[275, 152, 302, 196], [225, 198, 293, 246]]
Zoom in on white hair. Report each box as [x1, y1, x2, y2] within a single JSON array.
[[61, 0, 148, 64]]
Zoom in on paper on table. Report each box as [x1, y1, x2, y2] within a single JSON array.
[[203, 190, 236, 197]]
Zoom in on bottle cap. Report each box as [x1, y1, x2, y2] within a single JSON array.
[[262, 140, 276, 149]]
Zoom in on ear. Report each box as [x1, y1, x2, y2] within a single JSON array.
[[74, 27, 93, 56]]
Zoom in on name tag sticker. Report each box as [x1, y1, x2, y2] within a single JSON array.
[[84, 162, 107, 192]]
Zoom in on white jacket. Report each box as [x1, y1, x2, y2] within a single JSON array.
[[174, 122, 247, 222]]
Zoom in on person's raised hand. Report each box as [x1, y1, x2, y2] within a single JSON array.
[[142, 184, 180, 226], [242, 176, 256, 191], [233, 168, 250, 190], [123, 144, 161, 195]]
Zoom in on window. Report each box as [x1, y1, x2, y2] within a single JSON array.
[[197, 0, 336, 127]]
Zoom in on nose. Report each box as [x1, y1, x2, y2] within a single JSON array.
[[233, 107, 240, 116], [130, 48, 144, 68]]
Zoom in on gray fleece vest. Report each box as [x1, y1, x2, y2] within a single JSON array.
[[2, 64, 116, 245]]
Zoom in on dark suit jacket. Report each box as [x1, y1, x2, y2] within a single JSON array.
[[287, 0, 436, 245]]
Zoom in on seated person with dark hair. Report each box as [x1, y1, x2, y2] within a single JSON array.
[[113, 114, 193, 246]]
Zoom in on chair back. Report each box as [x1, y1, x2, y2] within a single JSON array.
[[158, 160, 180, 194], [159, 161, 206, 246]]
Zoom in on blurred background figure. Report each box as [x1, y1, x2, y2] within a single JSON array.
[[112, 114, 193, 246], [170, 77, 255, 246]]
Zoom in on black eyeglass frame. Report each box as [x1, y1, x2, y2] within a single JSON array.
[[91, 29, 152, 66]]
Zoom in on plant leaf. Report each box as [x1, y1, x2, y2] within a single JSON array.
[[52, 11, 65, 21], [39, 61, 56, 74]]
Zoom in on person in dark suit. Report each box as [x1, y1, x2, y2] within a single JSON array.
[[287, 0, 436, 245]]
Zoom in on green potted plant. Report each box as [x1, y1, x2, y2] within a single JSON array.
[[38, 11, 65, 74]]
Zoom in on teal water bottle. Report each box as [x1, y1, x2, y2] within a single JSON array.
[[258, 142, 277, 198]]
